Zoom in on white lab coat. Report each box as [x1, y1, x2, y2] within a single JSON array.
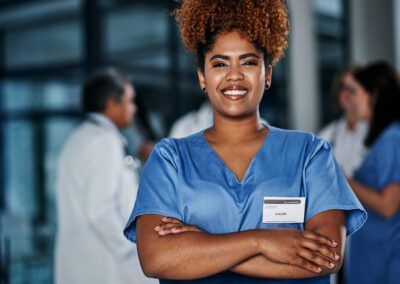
[[169, 102, 213, 138], [55, 114, 156, 284], [319, 117, 369, 177]]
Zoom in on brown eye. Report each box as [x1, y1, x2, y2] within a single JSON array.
[[212, 62, 227, 68], [242, 61, 258, 66]]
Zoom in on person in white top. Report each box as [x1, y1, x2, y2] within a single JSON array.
[[169, 101, 213, 138], [319, 66, 369, 178], [55, 68, 156, 284]]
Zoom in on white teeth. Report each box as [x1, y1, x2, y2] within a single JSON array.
[[223, 90, 247, 96]]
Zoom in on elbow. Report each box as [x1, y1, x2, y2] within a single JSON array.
[[139, 250, 171, 279], [380, 207, 398, 219], [331, 259, 343, 275], [140, 256, 165, 279]]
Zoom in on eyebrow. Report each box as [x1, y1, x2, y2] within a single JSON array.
[[209, 53, 260, 61]]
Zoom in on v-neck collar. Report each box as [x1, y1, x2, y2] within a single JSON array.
[[199, 125, 274, 185]]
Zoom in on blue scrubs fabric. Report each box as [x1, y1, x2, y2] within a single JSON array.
[[125, 126, 367, 284], [346, 123, 400, 284]]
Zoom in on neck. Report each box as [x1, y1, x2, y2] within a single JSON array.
[[207, 111, 266, 143], [345, 115, 356, 131], [101, 110, 120, 128]]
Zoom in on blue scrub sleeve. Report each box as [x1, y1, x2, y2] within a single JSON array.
[[304, 139, 367, 236], [124, 139, 181, 243]]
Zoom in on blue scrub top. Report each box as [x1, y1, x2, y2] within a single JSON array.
[[125, 126, 366, 284], [346, 123, 400, 284]]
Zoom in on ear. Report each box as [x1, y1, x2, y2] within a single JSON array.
[[197, 68, 206, 91], [265, 65, 273, 87], [104, 97, 117, 114]]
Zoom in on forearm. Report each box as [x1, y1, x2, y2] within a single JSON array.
[[230, 211, 345, 279], [137, 216, 260, 280], [348, 179, 398, 218], [231, 255, 331, 279]]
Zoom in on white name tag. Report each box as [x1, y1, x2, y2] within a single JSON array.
[[263, 197, 306, 223]]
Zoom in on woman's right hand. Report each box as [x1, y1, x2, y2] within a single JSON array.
[[258, 229, 340, 273]]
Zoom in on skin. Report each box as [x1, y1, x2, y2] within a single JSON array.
[[103, 83, 136, 128], [136, 31, 345, 280], [339, 73, 358, 130], [342, 75, 373, 122]]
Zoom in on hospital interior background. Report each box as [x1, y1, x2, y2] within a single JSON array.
[[0, 0, 399, 283]]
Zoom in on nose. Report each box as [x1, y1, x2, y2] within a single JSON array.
[[226, 65, 245, 82]]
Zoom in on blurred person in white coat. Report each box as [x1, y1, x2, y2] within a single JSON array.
[[55, 68, 156, 284], [169, 101, 213, 138], [319, 66, 369, 177]]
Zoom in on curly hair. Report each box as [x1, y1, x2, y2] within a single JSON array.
[[174, 0, 289, 69]]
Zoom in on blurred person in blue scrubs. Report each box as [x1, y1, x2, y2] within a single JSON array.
[[345, 62, 400, 284], [123, 1, 367, 283], [319, 66, 369, 178], [55, 68, 156, 284]]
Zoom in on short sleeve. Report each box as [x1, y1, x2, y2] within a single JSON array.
[[124, 139, 181, 243], [304, 139, 367, 236]]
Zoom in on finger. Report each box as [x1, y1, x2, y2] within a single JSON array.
[[301, 239, 339, 262], [297, 249, 336, 270], [161, 217, 183, 224], [158, 225, 196, 236], [155, 223, 183, 232], [293, 256, 322, 274], [302, 231, 338, 247]]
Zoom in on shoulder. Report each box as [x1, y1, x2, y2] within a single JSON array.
[[318, 119, 343, 142], [366, 123, 400, 160], [371, 122, 400, 151], [270, 126, 328, 156], [379, 122, 400, 141]]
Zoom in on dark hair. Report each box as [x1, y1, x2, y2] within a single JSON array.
[[82, 67, 129, 113], [353, 61, 400, 147]]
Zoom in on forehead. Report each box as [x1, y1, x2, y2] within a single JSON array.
[[207, 31, 262, 57], [123, 83, 135, 97]]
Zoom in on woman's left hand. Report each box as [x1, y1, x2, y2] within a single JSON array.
[[154, 217, 203, 236]]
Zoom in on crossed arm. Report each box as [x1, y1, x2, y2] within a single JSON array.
[[136, 210, 345, 280]]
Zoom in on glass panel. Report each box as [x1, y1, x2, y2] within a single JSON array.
[[5, 20, 82, 69], [104, 5, 169, 69], [3, 79, 82, 112], [4, 121, 37, 218]]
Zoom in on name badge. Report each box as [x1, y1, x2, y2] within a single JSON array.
[[263, 197, 306, 223]]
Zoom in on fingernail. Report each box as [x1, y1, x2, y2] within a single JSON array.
[[316, 267, 322, 273], [162, 217, 168, 221], [335, 253, 340, 260], [329, 263, 335, 268], [171, 228, 177, 232], [332, 240, 337, 246], [154, 226, 160, 231]]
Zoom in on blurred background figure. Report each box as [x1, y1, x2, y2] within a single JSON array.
[[319, 66, 369, 177], [55, 68, 155, 284], [169, 100, 212, 138], [0, 0, 400, 283], [345, 61, 400, 284]]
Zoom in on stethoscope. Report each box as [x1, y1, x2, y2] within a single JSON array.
[[87, 117, 142, 173]]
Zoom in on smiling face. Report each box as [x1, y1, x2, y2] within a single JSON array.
[[198, 31, 272, 120]]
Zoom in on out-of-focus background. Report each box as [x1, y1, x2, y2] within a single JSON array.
[[0, 0, 399, 283]]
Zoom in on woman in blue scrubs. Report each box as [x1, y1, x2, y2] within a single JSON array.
[[345, 62, 400, 284], [124, 1, 366, 283]]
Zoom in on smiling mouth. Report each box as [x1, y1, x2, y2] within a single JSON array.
[[221, 86, 249, 100]]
